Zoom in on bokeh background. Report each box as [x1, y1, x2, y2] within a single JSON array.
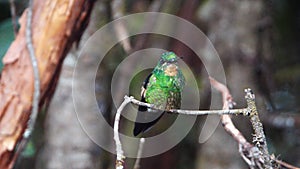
[[0, 0, 300, 168]]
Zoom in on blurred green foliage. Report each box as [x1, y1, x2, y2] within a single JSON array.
[[21, 140, 36, 157], [0, 19, 14, 71]]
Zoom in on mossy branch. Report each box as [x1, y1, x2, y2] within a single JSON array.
[[244, 88, 274, 168]]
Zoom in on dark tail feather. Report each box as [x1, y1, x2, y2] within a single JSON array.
[[133, 109, 164, 136]]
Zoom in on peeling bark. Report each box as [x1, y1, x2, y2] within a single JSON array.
[[0, 0, 95, 168]]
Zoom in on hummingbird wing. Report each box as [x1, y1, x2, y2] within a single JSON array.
[[138, 72, 152, 111], [133, 73, 165, 136]]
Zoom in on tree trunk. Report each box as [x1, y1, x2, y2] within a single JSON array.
[[0, 0, 95, 168]]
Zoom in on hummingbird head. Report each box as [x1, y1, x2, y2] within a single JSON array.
[[160, 52, 179, 63], [156, 52, 181, 77]]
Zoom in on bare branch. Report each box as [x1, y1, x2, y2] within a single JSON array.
[[133, 138, 145, 169], [125, 95, 247, 116], [13, 0, 41, 158], [24, 0, 41, 141], [209, 77, 252, 146], [114, 96, 132, 169], [209, 77, 260, 168], [275, 159, 300, 169], [170, 107, 246, 115]]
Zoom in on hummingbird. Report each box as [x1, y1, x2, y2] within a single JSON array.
[[133, 52, 185, 136]]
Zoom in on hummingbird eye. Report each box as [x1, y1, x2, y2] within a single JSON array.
[[166, 59, 176, 63], [159, 59, 164, 65]]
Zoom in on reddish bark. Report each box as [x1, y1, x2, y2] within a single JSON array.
[[0, 0, 95, 168]]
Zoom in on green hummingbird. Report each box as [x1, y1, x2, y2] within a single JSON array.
[[133, 51, 185, 136]]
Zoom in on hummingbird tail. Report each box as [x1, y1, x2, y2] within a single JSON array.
[[133, 111, 164, 136]]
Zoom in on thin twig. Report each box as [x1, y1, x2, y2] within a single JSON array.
[[239, 144, 253, 169], [275, 159, 300, 169], [24, 0, 40, 141], [14, 0, 41, 157], [133, 138, 145, 169], [170, 107, 246, 115], [114, 96, 132, 169], [125, 95, 247, 116], [209, 77, 258, 168], [212, 79, 268, 168], [209, 77, 252, 147], [9, 0, 18, 37]]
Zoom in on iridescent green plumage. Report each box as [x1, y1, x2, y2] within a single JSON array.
[[133, 52, 185, 136]]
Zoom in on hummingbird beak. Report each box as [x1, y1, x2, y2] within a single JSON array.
[[177, 56, 183, 60], [175, 56, 183, 62]]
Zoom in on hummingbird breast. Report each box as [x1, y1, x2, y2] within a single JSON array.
[[145, 62, 184, 111], [145, 81, 182, 111], [164, 64, 178, 76]]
